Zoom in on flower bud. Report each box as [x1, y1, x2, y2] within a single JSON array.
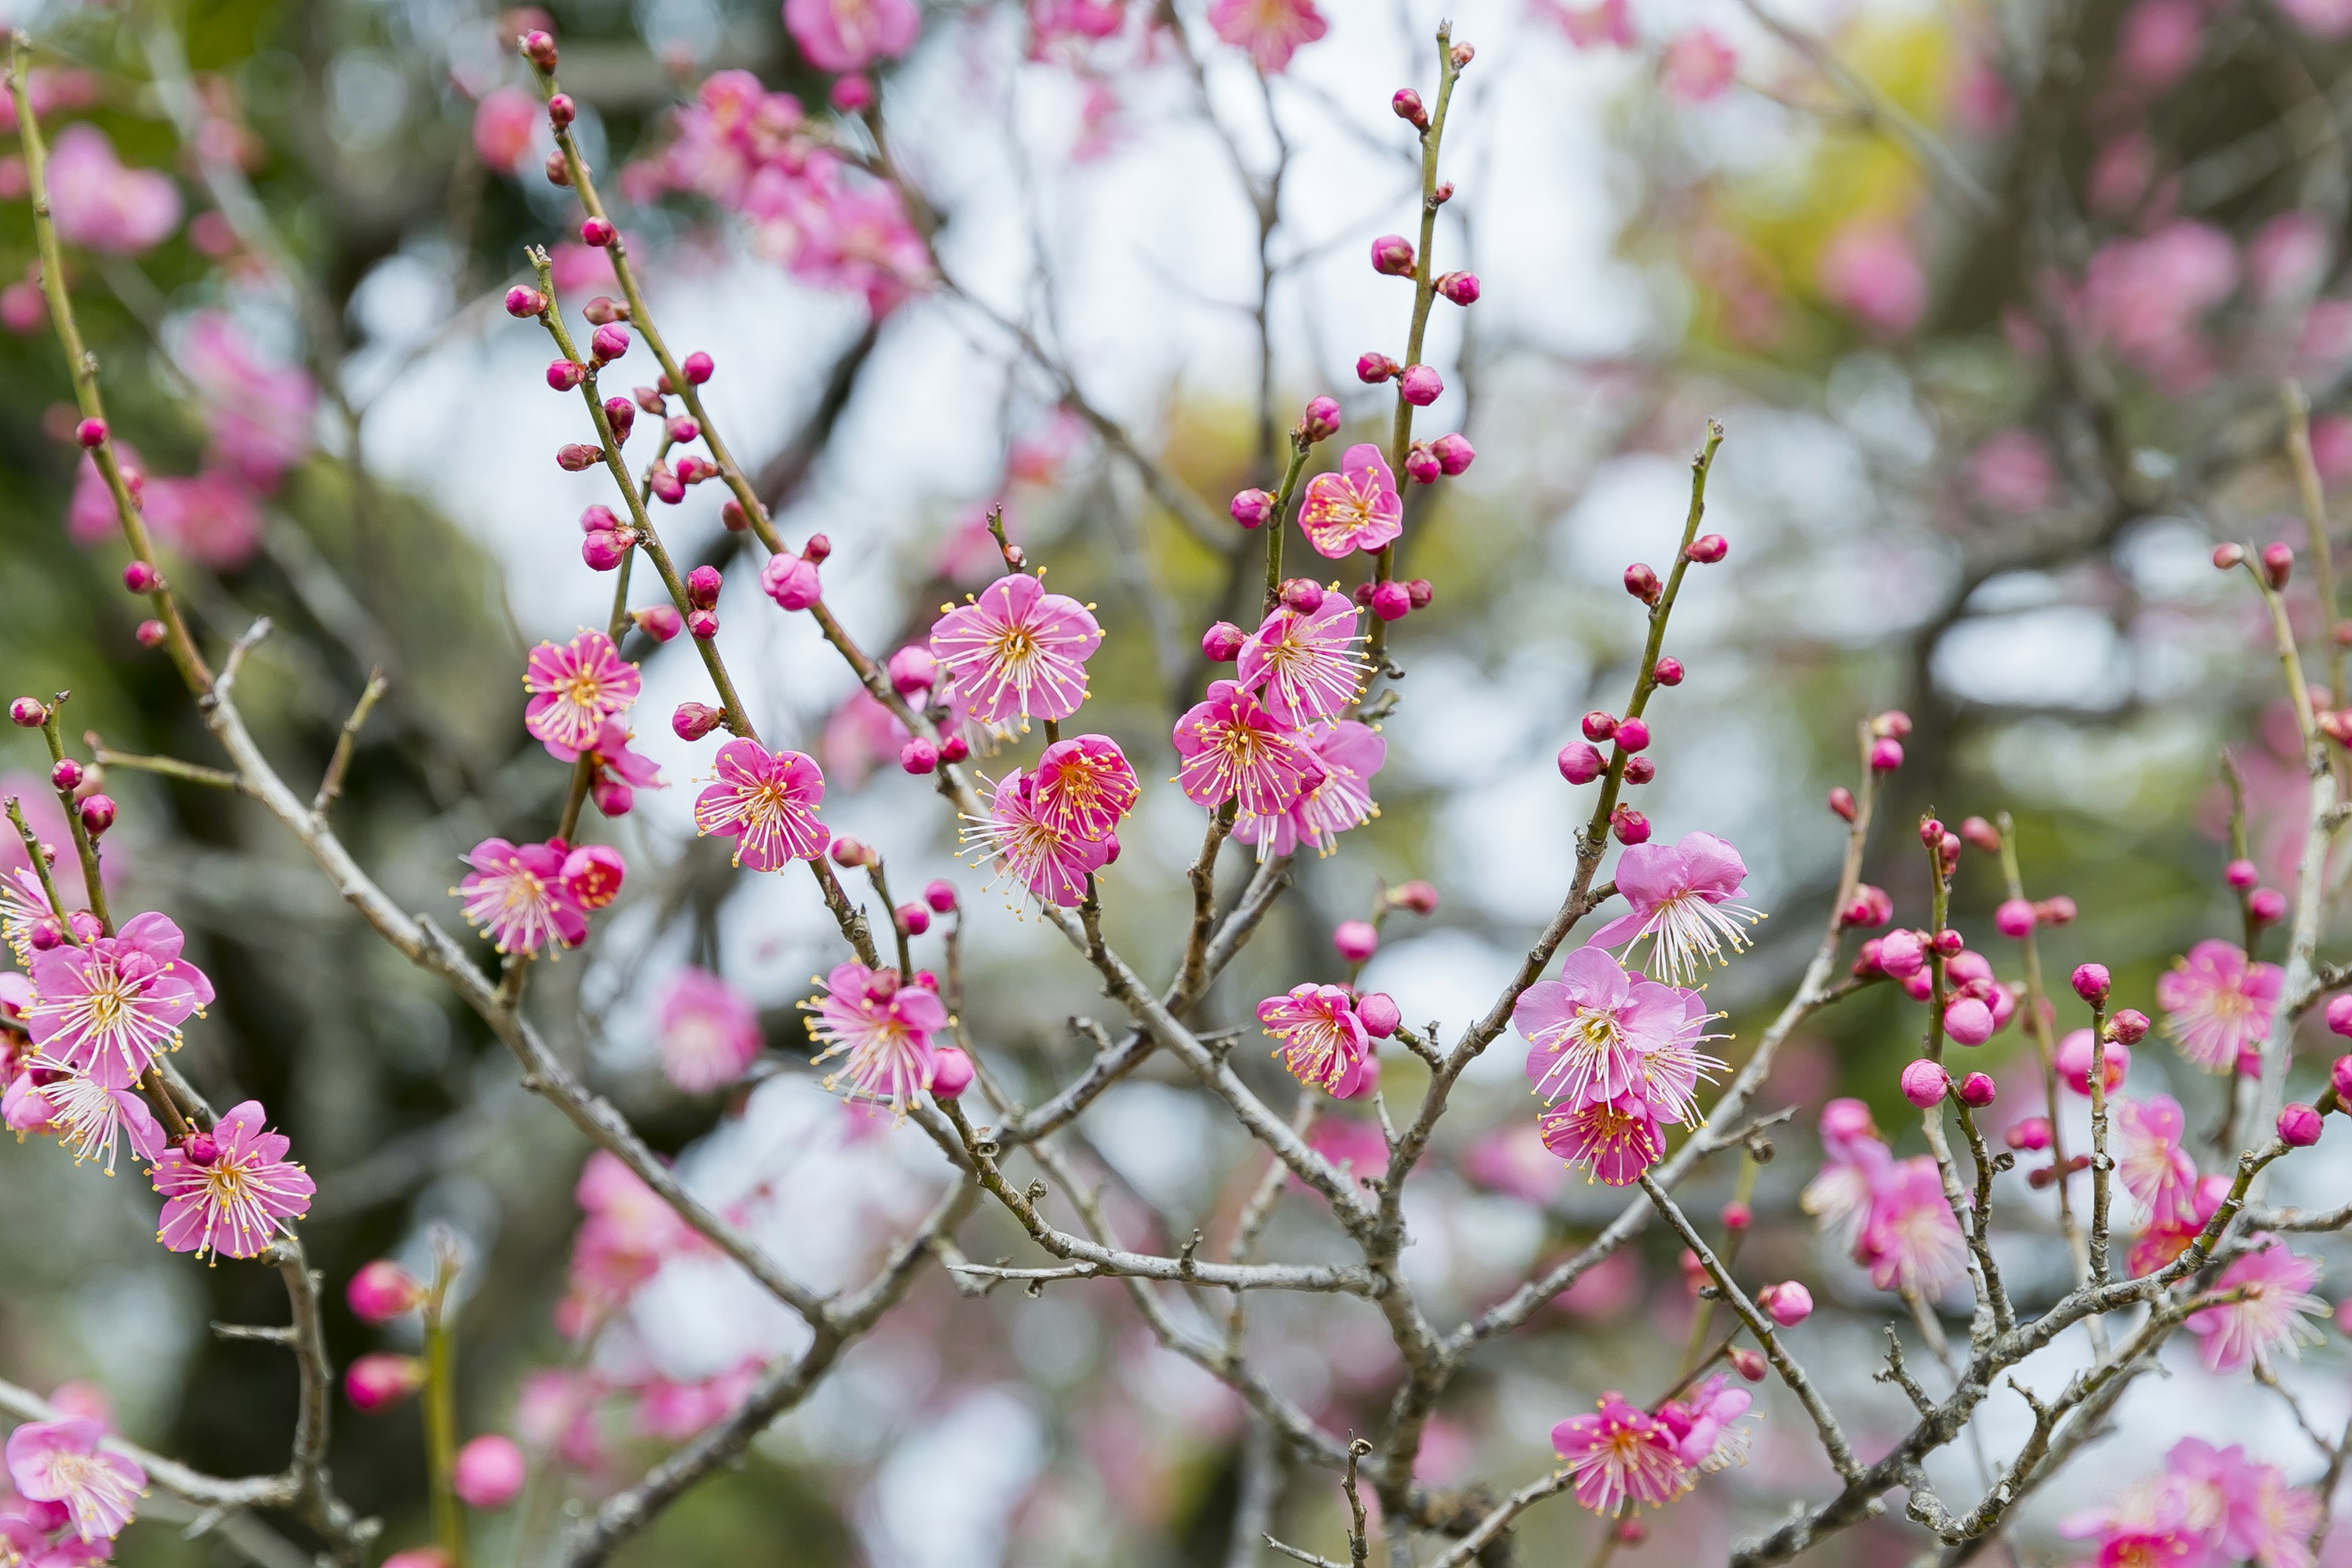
[[591, 322, 631, 363], [1333, 919, 1379, 964], [1282, 578, 1326, 613], [74, 794, 114, 837], [546, 359, 586, 391], [1557, 741, 1605, 785], [582, 296, 626, 325], [2225, 857, 2259, 890], [2070, 963, 2109, 1005], [2250, 887, 2288, 924], [1757, 1281, 1812, 1326], [75, 417, 107, 449], [345, 1354, 426, 1412], [2056, 1030, 2127, 1095], [2005, 1116, 2051, 1152], [925, 880, 959, 913], [1229, 488, 1273, 529], [1298, 396, 1341, 443], [1613, 717, 1651, 753], [580, 216, 616, 247], [347, 1260, 426, 1324], [895, 902, 930, 936], [1407, 578, 1434, 609], [1932, 927, 1964, 958], [1404, 444, 1441, 484], [939, 735, 970, 763], [2212, 541, 2246, 569], [1397, 364, 1444, 405], [1960, 816, 2000, 853], [547, 92, 576, 127], [1868, 737, 1904, 771], [135, 620, 166, 647], [9, 697, 45, 728], [2263, 541, 2294, 589], [454, 1436, 526, 1512], [1431, 433, 1475, 477], [1839, 884, 1891, 929], [1610, 804, 1649, 845], [45, 754, 82, 793], [684, 352, 715, 384], [2332, 1053, 2352, 1100], [523, 29, 559, 68], [899, 739, 939, 775], [602, 396, 636, 443], [1685, 533, 1728, 564], [1450, 40, 1476, 66], [1877, 929, 1926, 979], [648, 464, 684, 504], [1827, 785, 1856, 821], [1391, 88, 1427, 126], [1993, 898, 2035, 938], [2038, 895, 2078, 925], [1357, 352, 1400, 383], [930, 1046, 974, 1099], [684, 565, 722, 610], [1872, 710, 1913, 739], [544, 149, 571, 186], [1370, 580, 1412, 620], [556, 442, 599, 471], [1624, 562, 1660, 604], [2106, 1008, 2150, 1045], [1728, 1348, 1767, 1382], [1389, 883, 1441, 918], [1958, 1071, 1997, 1108], [633, 605, 683, 644], [1623, 755, 1656, 784], [503, 284, 546, 318], [1581, 711, 1619, 743], [2327, 994, 2352, 1038], [2280, 1102, 2324, 1147], [591, 777, 635, 816], [1357, 992, 1401, 1038], [1900, 1059, 1949, 1107], [1436, 271, 1480, 306], [687, 609, 719, 639], [1202, 621, 1246, 662], [1371, 233, 1417, 276], [581, 530, 628, 571], [1944, 996, 1994, 1046], [831, 837, 871, 869]]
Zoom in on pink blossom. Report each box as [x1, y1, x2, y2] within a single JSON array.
[[1588, 831, 1762, 986], [961, 769, 1115, 908], [1257, 984, 1372, 1095], [1970, 430, 2055, 514], [575, 718, 666, 817], [2186, 1242, 2324, 1374], [1817, 218, 1926, 338], [2249, 213, 2333, 309], [2087, 132, 2157, 220], [2116, 0, 2203, 91], [1030, 734, 1139, 842], [2079, 222, 2239, 386], [1855, 1155, 1967, 1298], [778, 175, 933, 315], [562, 1152, 703, 1324], [1172, 680, 1324, 816], [455, 839, 590, 954], [804, 963, 946, 1114], [657, 967, 763, 1093], [1660, 29, 1737, 102], [1801, 1098, 1893, 1250], [149, 1099, 314, 1260], [785, 0, 921, 72], [66, 449, 130, 546], [1236, 594, 1368, 726], [1654, 1373, 1752, 1470], [1514, 947, 1720, 1125], [472, 86, 540, 173], [2163, 1438, 2317, 1568], [1460, 1120, 1572, 1204], [2056, 1027, 2130, 1095], [142, 468, 265, 570], [25, 911, 214, 1089], [1207, 0, 1327, 72], [2113, 1094, 2199, 1225], [524, 631, 641, 758], [33, 1068, 167, 1175], [2276, 0, 2352, 37], [1534, 0, 1634, 48], [549, 241, 618, 293], [1231, 718, 1385, 860], [519, 1366, 609, 1471], [2156, 940, 2281, 1073], [1551, 1394, 1690, 1512], [179, 312, 316, 491], [929, 573, 1101, 725], [692, 740, 830, 872], [1296, 445, 1403, 559], [5, 1419, 144, 1542], [1539, 1093, 1665, 1186], [45, 125, 181, 255], [1031, 0, 1128, 45], [2130, 1173, 2228, 1277], [633, 1362, 758, 1440]]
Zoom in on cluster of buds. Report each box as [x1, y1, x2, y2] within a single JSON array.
[[761, 532, 829, 612], [1349, 575, 1433, 624], [684, 565, 722, 639], [1356, 354, 1446, 407], [1856, 920, 2018, 1046], [1899, 1059, 1998, 1110], [1400, 435, 1474, 484], [579, 504, 636, 571], [1867, 709, 1910, 772]]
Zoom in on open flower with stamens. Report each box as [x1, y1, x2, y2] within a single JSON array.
[[524, 630, 641, 758], [1237, 595, 1368, 726], [1855, 1155, 1967, 1299], [2156, 939, 2282, 1074], [692, 740, 829, 871], [1551, 1393, 1691, 1513], [29, 1064, 165, 1175], [2, 865, 56, 967], [1233, 720, 1385, 859], [927, 573, 1101, 725], [1588, 831, 1763, 985], [1173, 680, 1324, 817], [149, 1099, 314, 1261], [1257, 984, 1372, 1095], [577, 718, 666, 817], [1539, 1091, 1665, 1186], [802, 963, 948, 1115], [1656, 1374, 1754, 1471], [1031, 734, 1139, 842], [25, 912, 213, 1088], [2113, 1093, 2200, 1224], [2187, 1242, 2324, 1374], [456, 839, 589, 955], [657, 967, 763, 1093], [1296, 443, 1402, 558], [1515, 948, 1721, 1124], [5, 1418, 145, 1542], [1802, 1101, 1894, 1252], [960, 770, 1115, 909]]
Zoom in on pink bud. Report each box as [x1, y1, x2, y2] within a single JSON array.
[[2070, 963, 2109, 1004], [2056, 1029, 2128, 1095], [578, 505, 619, 533], [831, 837, 870, 869], [581, 531, 630, 571], [1877, 929, 1926, 979], [1202, 621, 1246, 662], [1623, 755, 1656, 784], [591, 322, 630, 363], [454, 1435, 526, 1511], [1581, 711, 1619, 743], [1624, 562, 1660, 604], [1406, 579, 1433, 609], [580, 216, 616, 247], [684, 565, 722, 610], [1230, 488, 1273, 528], [635, 384, 668, 415], [2224, 858, 2259, 891], [2263, 541, 2294, 589], [1397, 364, 1444, 406], [1839, 884, 1891, 929], [761, 554, 823, 612], [2106, 1009, 2150, 1045], [582, 296, 626, 325], [1436, 271, 1480, 306], [2280, 1102, 2324, 1147], [884, 647, 937, 695], [895, 902, 930, 935], [1610, 805, 1650, 845], [135, 620, 166, 647], [1371, 234, 1417, 276], [345, 1354, 426, 1412], [347, 1261, 425, 1324], [1370, 581, 1412, 620], [930, 1046, 974, 1099], [635, 605, 683, 643], [9, 697, 45, 728], [2332, 1054, 2352, 1100], [687, 609, 718, 640], [2249, 887, 2288, 924], [1392, 881, 1439, 914], [1684, 533, 1728, 564], [77, 796, 115, 837], [2213, 542, 2245, 569], [719, 499, 750, 532], [1900, 1059, 1949, 1107], [504, 285, 546, 318], [2005, 1116, 2051, 1152], [601, 397, 636, 443], [1613, 718, 1651, 753], [1431, 432, 1475, 475], [1827, 785, 1856, 821], [179, 1130, 217, 1165], [45, 756, 81, 793], [1357, 353, 1400, 383], [547, 92, 576, 127], [1869, 737, 1904, 771], [591, 777, 635, 817], [544, 148, 571, 186], [546, 359, 586, 391], [1391, 88, 1428, 126], [1959, 816, 2000, 853], [1994, 899, 2035, 938], [2326, 994, 2352, 1038], [683, 352, 715, 385], [899, 739, 938, 775], [1281, 578, 1327, 613], [1357, 992, 1401, 1038], [648, 465, 686, 504], [1728, 1348, 1766, 1382], [924, 880, 959, 913], [1298, 396, 1341, 442], [668, 416, 701, 445], [1557, 741, 1605, 785], [1404, 445, 1441, 484], [75, 417, 107, 449], [1947, 1072, 1992, 1110], [556, 443, 600, 471], [1944, 996, 1995, 1046], [1757, 1281, 1812, 1326], [1872, 710, 1913, 739], [830, 73, 875, 111], [940, 735, 970, 763], [1333, 919, 1379, 964]]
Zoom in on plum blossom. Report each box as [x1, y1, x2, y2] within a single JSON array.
[[960, 769, 1115, 909], [2067, 1441, 2320, 1568], [2078, 222, 2238, 386], [1551, 1394, 1689, 1513], [777, 175, 933, 316], [524, 631, 641, 758], [1655, 1374, 1752, 1471], [456, 839, 590, 955], [802, 963, 946, 1114], [1539, 1092, 1665, 1186], [560, 1152, 706, 1330], [573, 719, 666, 818], [1970, 430, 2056, 514], [2, 865, 58, 968], [2156, 939, 2280, 1073], [657, 967, 763, 1093], [45, 125, 181, 255], [692, 741, 829, 872], [2130, 1173, 2227, 1277], [1257, 984, 1373, 1096], [2113, 1094, 2199, 1224], [1236, 594, 1367, 726], [1588, 831, 1763, 986], [1856, 1156, 1967, 1298], [1207, 0, 1327, 72], [1660, 29, 1736, 102], [25, 912, 214, 1088], [1232, 719, 1385, 859], [1296, 445, 1403, 559], [1817, 217, 1926, 337], [1030, 734, 1139, 842], [785, 0, 921, 72], [178, 311, 316, 491], [1513, 948, 1721, 1124], [1801, 1099, 1893, 1250], [473, 85, 539, 172], [1173, 680, 1324, 816], [929, 574, 1102, 726], [2186, 1242, 2324, 1374], [5, 1418, 145, 1542], [149, 1099, 314, 1260], [143, 468, 264, 571], [37, 1068, 167, 1175]]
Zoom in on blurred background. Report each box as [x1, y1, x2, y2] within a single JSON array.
[[3, 0, 2352, 1562]]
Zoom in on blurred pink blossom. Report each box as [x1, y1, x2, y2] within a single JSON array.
[[2248, 211, 2332, 308], [1816, 218, 1927, 338], [2275, 0, 2352, 37], [1534, 0, 1634, 48], [1207, 0, 1328, 72], [1659, 29, 1736, 102], [472, 86, 540, 173], [2087, 132, 2155, 219], [181, 311, 316, 490], [2115, 0, 2203, 92], [47, 124, 181, 255], [1969, 430, 2056, 514], [786, 0, 921, 72], [2078, 221, 2237, 387], [143, 468, 264, 570]]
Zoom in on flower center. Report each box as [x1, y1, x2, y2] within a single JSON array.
[[986, 624, 1041, 674], [565, 669, 605, 709]]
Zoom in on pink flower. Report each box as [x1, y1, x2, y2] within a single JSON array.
[[66, 448, 130, 546], [1539, 1093, 1665, 1186], [1232, 718, 1385, 860], [1514, 947, 1720, 1125], [657, 967, 763, 1093], [1801, 1098, 1893, 1250], [25, 912, 214, 1088], [1817, 218, 1926, 338], [46, 125, 181, 255], [33, 1068, 167, 1175], [2113, 1094, 2199, 1224], [2186, 1243, 2324, 1374], [1551, 1394, 1691, 1513], [2165, 1438, 2316, 1568], [1855, 1155, 1967, 1298], [455, 838, 590, 954], [802, 963, 947, 1114], [2056, 1027, 2130, 1095], [960, 769, 1115, 908], [692, 741, 829, 872], [1970, 430, 2055, 514], [2156, 940, 2282, 1073], [1660, 29, 1736, 102], [1206, 0, 1328, 72], [575, 719, 666, 818], [778, 174, 933, 315], [562, 1152, 703, 1324], [1031, 0, 1128, 44], [1461, 1121, 1572, 1204], [1236, 595, 1368, 726], [5, 1419, 145, 1542], [2116, 0, 2203, 91], [1588, 831, 1762, 986], [1303, 1114, 1388, 1184], [785, 0, 921, 72], [149, 1099, 315, 1260], [1534, 0, 1634, 48], [1296, 445, 1403, 559], [1030, 734, 1139, 842], [1172, 680, 1324, 816], [142, 467, 265, 571], [929, 574, 1102, 726], [2079, 222, 2239, 386], [179, 312, 316, 491], [1257, 984, 1372, 1095], [523, 631, 641, 758], [472, 86, 540, 173], [1654, 1373, 1752, 1470], [2130, 1174, 2228, 1278]]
